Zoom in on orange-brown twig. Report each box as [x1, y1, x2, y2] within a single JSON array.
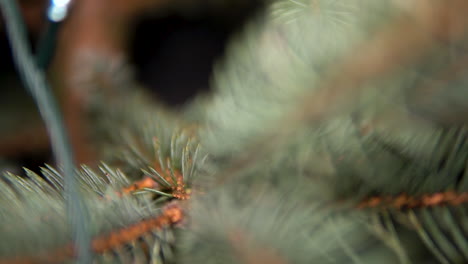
[[0, 203, 184, 264], [92, 202, 183, 253], [357, 191, 468, 210], [151, 158, 191, 200], [119, 176, 159, 196], [116, 160, 191, 200]]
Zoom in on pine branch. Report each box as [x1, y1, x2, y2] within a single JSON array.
[[2, 0, 468, 263], [357, 192, 468, 209], [0, 158, 193, 263], [0, 202, 184, 264], [187, 1, 468, 263], [210, 0, 468, 187]]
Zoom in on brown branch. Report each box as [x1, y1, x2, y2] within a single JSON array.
[[357, 191, 468, 210], [0, 202, 184, 264], [116, 158, 191, 200], [150, 157, 191, 200], [119, 176, 160, 195]]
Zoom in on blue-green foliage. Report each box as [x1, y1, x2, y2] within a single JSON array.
[[181, 0, 468, 263], [0, 0, 467, 263]]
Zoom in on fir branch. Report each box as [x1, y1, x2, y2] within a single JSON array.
[[211, 0, 468, 186], [0, 163, 184, 263], [120, 177, 160, 196], [2, 0, 468, 263], [91, 202, 184, 254], [405, 208, 468, 263], [0, 203, 184, 264], [357, 192, 468, 210], [293, 0, 468, 123], [143, 168, 191, 200], [117, 141, 194, 200], [179, 186, 403, 264], [119, 168, 191, 201], [192, 1, 468, 262]]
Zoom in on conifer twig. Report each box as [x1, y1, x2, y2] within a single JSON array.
[[120, 176, 159, 195], [357, 191, 468, 210], [118, 162, 191, 200], [0, 203, 184, 264]]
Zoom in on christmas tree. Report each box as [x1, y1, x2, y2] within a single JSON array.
[[0, 0, 467, 263]]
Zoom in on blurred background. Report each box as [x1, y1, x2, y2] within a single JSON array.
[[0, 0, 263, 173]]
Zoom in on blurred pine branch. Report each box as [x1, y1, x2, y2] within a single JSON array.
[[1, 0, 468, 263]]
